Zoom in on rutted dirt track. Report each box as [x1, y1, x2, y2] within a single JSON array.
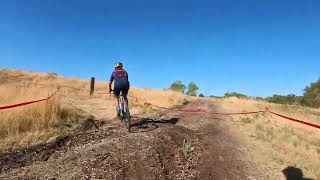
[[0, 100, 250, 179]]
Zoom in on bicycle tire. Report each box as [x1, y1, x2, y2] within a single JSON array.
[[123, 101, 131, 132]]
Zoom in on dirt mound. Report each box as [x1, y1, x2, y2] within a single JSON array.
[[0, 102, 249, 180]]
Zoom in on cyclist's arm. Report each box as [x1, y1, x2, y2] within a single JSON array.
[[108, 73, 114, 91]]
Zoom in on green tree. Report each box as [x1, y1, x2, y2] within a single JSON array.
[[199, 93, 205, 97], [169, 80, 186, 93], [187, 82, 199, 96], [303, 78, 320, 108]]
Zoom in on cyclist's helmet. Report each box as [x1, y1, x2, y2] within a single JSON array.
[[114, 62, 123, 68]]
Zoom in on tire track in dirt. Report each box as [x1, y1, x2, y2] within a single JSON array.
[[0, 100, 250, 179]]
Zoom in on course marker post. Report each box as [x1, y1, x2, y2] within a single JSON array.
[[90, 77, 95, 95]]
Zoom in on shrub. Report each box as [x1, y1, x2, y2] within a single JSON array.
[[209, 95, 223, 99], [224, 92, 247, 98], [303, 78, 320, 108], [266, 78, 320, 108], [186, 82, 199, 96], [181, 138, 194, 157], [169, 80, 186, 93], [265, 94, 304, 105]]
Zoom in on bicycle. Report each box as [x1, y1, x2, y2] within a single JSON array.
[[111, 90, 131, 132]]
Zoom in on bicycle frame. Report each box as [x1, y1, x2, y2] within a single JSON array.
[[110, 90, 131, 132]]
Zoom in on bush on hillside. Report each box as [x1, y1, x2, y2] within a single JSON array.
[[224, 92, 248, 98], [265, 94, 304, 105], [303, 78, 320, 108], [169, 80, 186, 93], [265, 78, 320, 108], [209, 95, 223, 99], [186, 82, 199, 96]]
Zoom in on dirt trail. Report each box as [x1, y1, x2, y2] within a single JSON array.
[[0, 97, 252, 179]]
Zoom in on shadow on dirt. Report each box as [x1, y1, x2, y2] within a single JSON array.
[[129, 118, 179, 133], [282, 166, 314, 180]]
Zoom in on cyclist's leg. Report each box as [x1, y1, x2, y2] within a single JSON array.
[[122, 84, 130, 105], [113, 85, 121, 117]]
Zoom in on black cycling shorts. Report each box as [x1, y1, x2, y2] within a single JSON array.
[[113, 83, 130, 97]]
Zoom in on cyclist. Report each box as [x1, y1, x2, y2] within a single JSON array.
[[108, 62, 130, 117]]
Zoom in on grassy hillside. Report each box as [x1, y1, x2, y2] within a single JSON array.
[[211, 97, 320, 179], [1, 68, 319, 179], [0, 69, 192, 149]]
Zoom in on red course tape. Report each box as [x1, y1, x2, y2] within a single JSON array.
[[97, 91, 320, 129], [3, 88, 319, 130], [0, 90, 58, 110], [269, 111, 320, 129], [0, 98, 48, 110]]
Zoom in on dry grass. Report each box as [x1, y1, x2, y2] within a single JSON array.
[[94, 81, 192, 107], [211, 97, 320, 179], [0, 98, 84, 149], [0, 68, 192, 149], [0, 69, 93, 149], [6, 68, 320, 179], [93, 80, 193, 119]]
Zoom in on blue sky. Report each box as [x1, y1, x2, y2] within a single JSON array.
[[1, 0, 319, 97]]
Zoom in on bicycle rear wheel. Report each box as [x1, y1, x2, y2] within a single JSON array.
[[123, 102, 131, 132]]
